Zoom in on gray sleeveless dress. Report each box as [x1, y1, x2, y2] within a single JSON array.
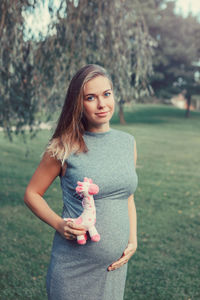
[[46, 128, 138, 300]]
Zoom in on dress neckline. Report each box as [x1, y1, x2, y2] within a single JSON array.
[[84, 128, 112, 137]]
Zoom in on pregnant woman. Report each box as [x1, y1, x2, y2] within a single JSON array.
[[24, 64, 138, 300]]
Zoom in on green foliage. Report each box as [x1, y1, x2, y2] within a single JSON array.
[[145, 1, 200, 98], [1, 0, 200, 136], [0, 1, 41, 139], [0, 104, 200, 299], [36, 0, 155, 109], [0, 0, 154, 136]]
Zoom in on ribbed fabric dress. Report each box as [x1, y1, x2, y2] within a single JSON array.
[[46, 128, 138, 300]]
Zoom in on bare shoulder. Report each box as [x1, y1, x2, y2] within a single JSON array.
[[41, 151, 62, 167]]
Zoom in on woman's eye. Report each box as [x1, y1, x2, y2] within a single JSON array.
[[104, 92, 111, 97], [86, 96, 94, 101]]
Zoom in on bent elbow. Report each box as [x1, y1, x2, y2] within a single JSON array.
[[24, 188, 29, 205], [24, 187, 32, 206]]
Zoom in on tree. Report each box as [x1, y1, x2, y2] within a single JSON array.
[[0, 0, 41, 139], [37, 0, 155, 121], [145, 1, 200, 100], [0, 0, 154, 138]]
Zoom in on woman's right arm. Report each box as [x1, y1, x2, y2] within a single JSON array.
[[24, 152, 86, 239]]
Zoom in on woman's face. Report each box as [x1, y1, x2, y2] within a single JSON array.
[[83, 76, 115, 132]]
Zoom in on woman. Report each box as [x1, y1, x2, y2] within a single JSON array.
[[24, 64, 138, 300]]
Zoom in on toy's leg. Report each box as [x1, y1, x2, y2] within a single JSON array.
[[77, 234, 87, 245], [74, 216, 87, 245], [88, 226, 100, 242], [64, 217, 87, 245]]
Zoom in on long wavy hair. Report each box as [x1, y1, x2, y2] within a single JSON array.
[[46, 64, 113, 165]]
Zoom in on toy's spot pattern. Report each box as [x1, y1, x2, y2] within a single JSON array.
[[65, 177, 100, 245], [75, 216, 83, 225]]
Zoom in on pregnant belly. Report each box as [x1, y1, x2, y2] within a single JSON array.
[[93, 199, 130, 265], [57, 199, 130, 268]]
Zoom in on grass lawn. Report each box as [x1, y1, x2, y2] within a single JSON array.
[[0, 104, 200, 300]]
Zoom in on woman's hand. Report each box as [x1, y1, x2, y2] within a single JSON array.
[[107, 242, 137, 271], [57, 219, 86, 240]]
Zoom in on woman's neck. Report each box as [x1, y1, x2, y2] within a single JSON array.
[[85, 123, 110, 133]]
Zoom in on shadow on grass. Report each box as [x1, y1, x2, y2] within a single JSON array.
[[111, 104, 200, 125]]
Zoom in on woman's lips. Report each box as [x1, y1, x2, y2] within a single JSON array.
[[95, 111, 109, 117]]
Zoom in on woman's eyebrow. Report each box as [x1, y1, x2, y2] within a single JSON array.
[[104, 89, 112, 93], [84, 89, 112, 97], [84, 93, 95, 97]]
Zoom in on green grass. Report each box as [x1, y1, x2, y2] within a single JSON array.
[[0, 104, 200, 300]]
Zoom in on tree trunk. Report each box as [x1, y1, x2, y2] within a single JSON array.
[[118, 103, 126, 124], [185, 105, 190, 118], [185, 95, 191, 118]]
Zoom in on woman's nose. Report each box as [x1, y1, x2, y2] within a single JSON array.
[[97, 97, 105, 108]]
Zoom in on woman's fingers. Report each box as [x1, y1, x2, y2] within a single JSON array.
[[64, 232, 76, 240], [108, 244, 137, 271], [64, 221, 86, 237], [65, 227, 86, 236], [108, 257, 128, 271], [67, 221, 86, 231]]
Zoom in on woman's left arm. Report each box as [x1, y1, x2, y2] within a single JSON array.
[[108, 141, 138, 271]]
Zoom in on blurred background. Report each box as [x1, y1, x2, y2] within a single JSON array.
[[0, 1, 200, 299], [0, 0, 200, 135]]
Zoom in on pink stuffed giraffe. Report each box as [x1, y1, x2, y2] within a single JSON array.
[[64, 177, 100, 245]]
